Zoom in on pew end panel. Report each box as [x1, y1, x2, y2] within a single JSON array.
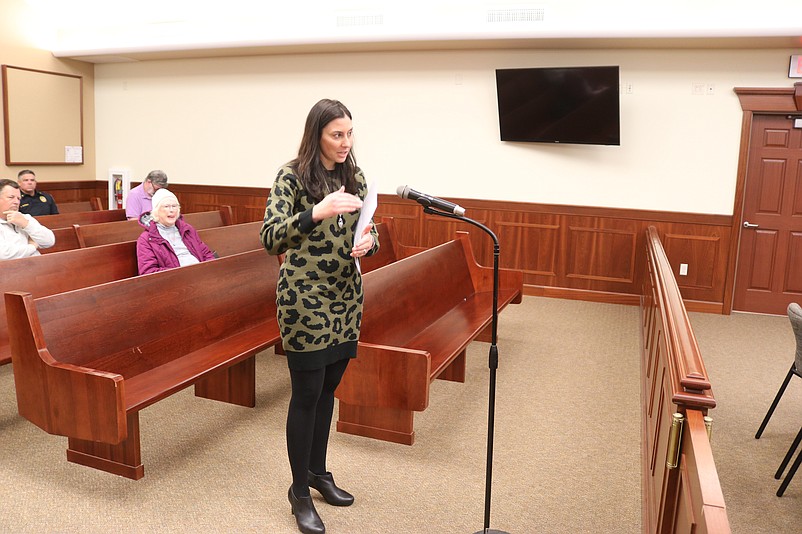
[[336, 342, 430, 445], [337, 343, 431, 411], [6, 291, 128, 444]]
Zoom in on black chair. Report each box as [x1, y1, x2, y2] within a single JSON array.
[[755, 302, 802, 439], [756, 303, 802, 496]]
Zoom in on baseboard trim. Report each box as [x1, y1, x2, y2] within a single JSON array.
[[524, 284, 724, 314]]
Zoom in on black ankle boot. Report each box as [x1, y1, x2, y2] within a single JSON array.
[[288, 486, 325, 534], [308, 471, 355, 507]]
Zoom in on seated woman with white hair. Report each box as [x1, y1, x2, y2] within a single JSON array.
[[136, 188, 216, 275]]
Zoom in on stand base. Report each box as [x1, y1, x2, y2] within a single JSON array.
[[473, 530, 511, 534]]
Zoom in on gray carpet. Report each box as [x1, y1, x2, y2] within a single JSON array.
[[689, 310, 802, 534]]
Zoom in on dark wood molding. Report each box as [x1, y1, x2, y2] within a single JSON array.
[[794, 82, 802, 111], [40, 180, 734, 310]]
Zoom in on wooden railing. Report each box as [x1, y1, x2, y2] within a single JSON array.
[[641, 226, 730, 534]]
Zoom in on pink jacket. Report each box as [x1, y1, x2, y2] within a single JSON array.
[[136, 217, 216, 274]]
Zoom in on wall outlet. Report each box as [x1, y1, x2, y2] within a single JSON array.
[[679, 263, 688, 276]]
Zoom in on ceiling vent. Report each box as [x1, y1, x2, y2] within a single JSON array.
[[336, 13, 384, 27], [486, 8, 545, 23]]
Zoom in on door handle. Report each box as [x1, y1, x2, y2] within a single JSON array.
[[743, 221, 759, 229]]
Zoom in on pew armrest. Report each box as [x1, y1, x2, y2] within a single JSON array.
[[336, 342, 431, 411], [6, 291, 128, 445]]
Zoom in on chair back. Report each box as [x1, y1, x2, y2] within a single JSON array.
[[789, 303, 802, 370]]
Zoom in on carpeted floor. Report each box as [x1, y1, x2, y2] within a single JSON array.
[[689, 310, 802, 534], [8, 296, 796, 533]]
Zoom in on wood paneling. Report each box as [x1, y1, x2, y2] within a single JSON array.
[[43, 181, 734, 310]]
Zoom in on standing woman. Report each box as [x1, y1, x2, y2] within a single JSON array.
[[260, 99, 379, 534]]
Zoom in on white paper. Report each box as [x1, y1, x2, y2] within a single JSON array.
[[65, 145, 83, 163], [354, 180, 378, 274]]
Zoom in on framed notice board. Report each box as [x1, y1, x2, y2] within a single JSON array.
[[2, 65, 84, 165]]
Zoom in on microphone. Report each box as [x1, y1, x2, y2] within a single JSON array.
[[396, 185, 466, 217]]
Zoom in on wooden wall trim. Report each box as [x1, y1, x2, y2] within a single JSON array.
[[41, 181, 734, 310]]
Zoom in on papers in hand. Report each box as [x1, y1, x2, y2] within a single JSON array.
[[355, 180, 378, 274]]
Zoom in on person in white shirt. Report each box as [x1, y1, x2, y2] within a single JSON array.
[[0, 178, 55, 260]]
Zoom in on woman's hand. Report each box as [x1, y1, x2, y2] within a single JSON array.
[[351, 223, 374, 258], [312, 186, 363, 223]]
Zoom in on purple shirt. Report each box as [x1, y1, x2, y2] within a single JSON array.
[[125, 183, 152, 219]]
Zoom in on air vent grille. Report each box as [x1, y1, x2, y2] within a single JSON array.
[[336, 14, 384, 27], [486, 8, 545, 23]]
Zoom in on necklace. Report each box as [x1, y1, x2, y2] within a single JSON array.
[[324, 173, 345, 229]]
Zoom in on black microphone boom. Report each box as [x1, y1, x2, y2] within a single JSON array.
[[397, 185, 466, 217]]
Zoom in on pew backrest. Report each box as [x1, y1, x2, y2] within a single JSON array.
[[36, 209, 126, 229], [57, 197, 103, 213], [75, 209, 232, 248], [30, 250, 277, 379], [360, 218, 427, 274], [0, 241, 139, 364], [41, 227, 82, 254], [1, 221, 264, 366], [360, 238, 479, 347], [198, 221, 262, 257]]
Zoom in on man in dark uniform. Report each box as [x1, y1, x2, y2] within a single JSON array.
[[17, 170, 59, 216]]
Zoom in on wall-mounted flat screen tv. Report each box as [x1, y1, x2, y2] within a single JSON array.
[[495, 66, 620, 146]]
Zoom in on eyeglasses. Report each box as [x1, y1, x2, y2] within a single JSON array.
[[161, 204, 180, 211]]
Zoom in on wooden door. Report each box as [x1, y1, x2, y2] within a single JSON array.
[[733, 113, 802, 314]]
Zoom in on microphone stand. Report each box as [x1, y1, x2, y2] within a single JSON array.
[[422, 206, 510, 534]]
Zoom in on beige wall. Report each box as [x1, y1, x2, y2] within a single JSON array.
[[94, 46, 796, 215], [0, 0, 95, 184]]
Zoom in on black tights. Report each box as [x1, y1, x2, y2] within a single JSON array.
[[287, 358, 350, 498]]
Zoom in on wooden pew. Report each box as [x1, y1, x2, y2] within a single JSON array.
[[0, 221, 264, 367], [641, 226, 731, 533], [360, 217, 427, 274], [74, 208, 233, 248], [57, 197, 104, 213], [335, 233, 523, 445], [6, 249, 281, 479], [36, 209, 126, 229]]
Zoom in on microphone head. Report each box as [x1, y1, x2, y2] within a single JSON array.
[[396, 185, 410, 199]]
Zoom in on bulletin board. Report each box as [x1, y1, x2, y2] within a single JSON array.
[[2, 65, 83, 165]]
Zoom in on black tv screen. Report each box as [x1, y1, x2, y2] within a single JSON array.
[[495, 66, 620, 146]]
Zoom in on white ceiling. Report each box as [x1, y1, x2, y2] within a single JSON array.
[[24, 0, 802, 63]]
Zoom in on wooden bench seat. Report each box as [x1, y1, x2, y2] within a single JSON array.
[[6, 249, 281, 479], [0, 221, 264, 367], [335, 233, 523, 445]]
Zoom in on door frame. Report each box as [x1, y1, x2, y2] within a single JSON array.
[[725, 83, 802, 314]]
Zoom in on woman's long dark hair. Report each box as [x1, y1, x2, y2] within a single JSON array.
[[292, 99, 358, 203]]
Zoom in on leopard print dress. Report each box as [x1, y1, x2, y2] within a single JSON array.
[[260, 164, 379, 370]]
